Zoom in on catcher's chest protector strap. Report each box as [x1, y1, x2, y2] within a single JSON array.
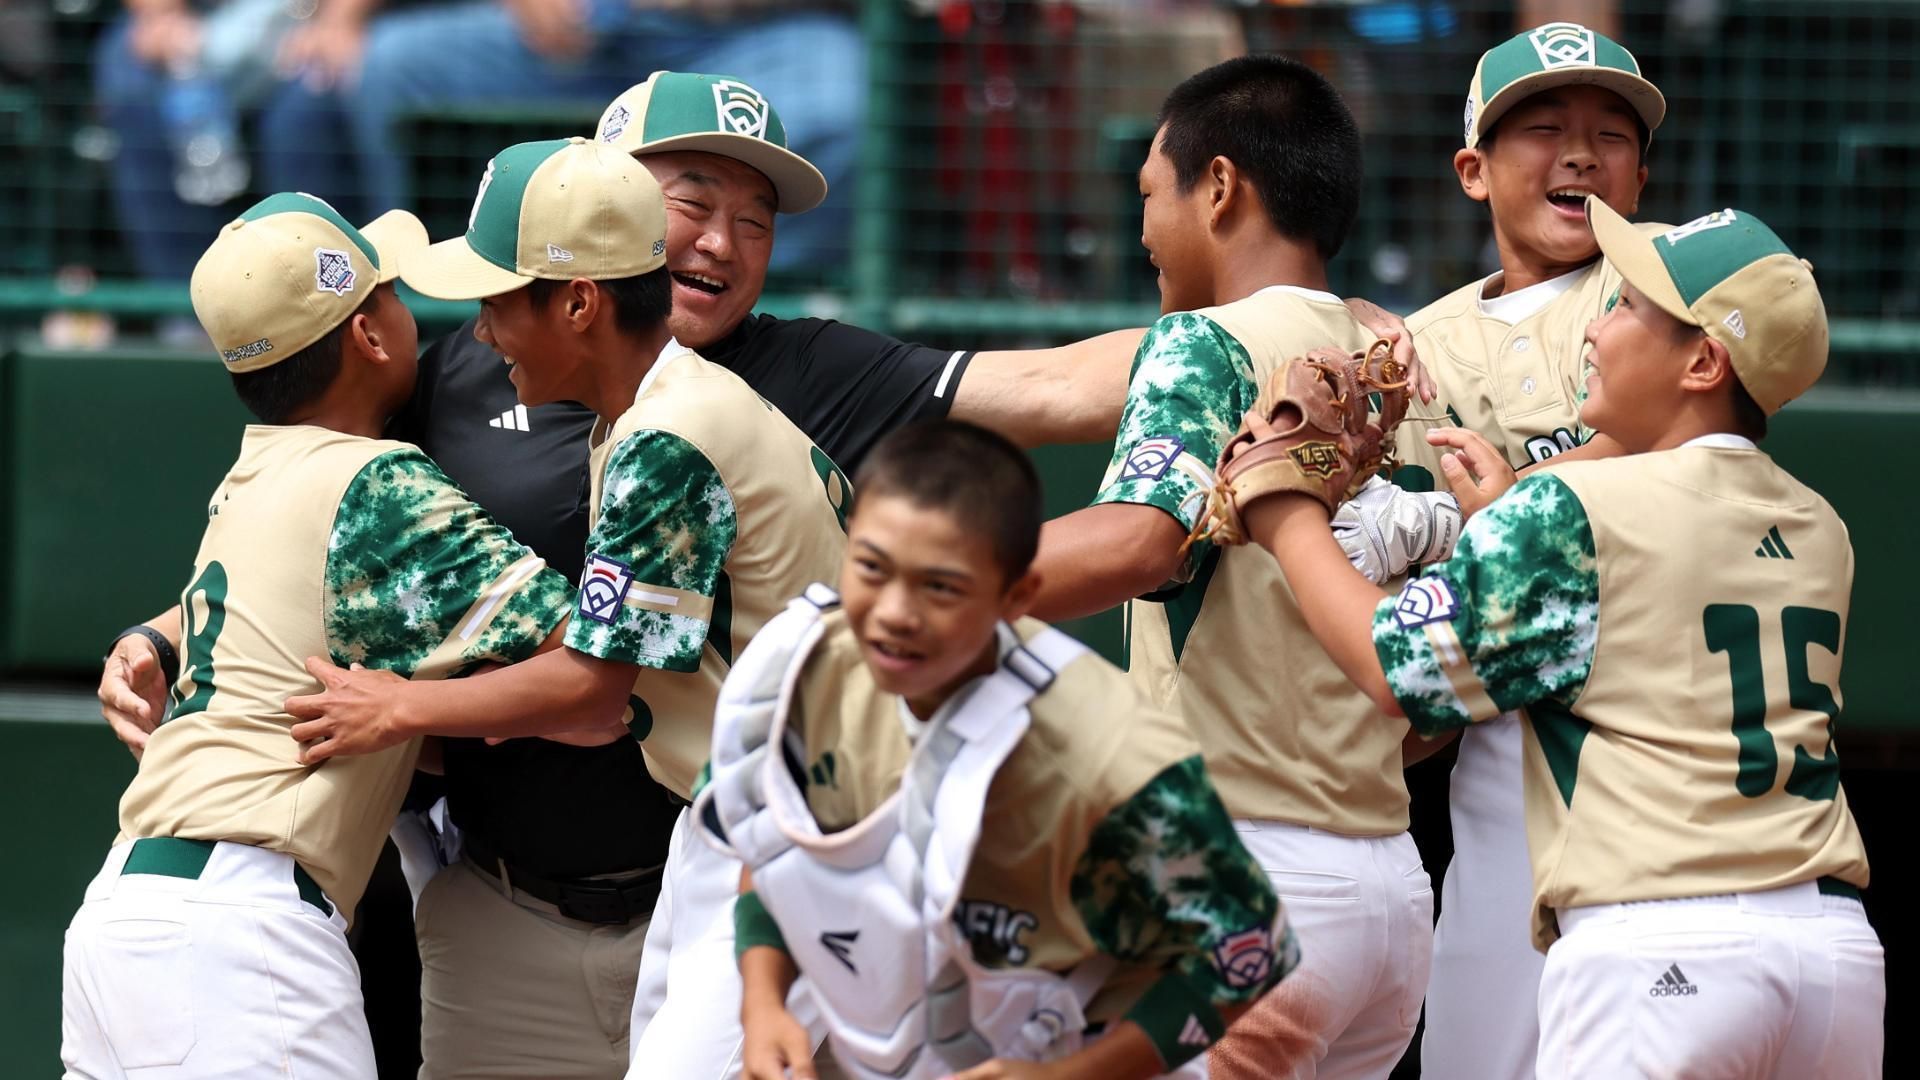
[[697, 600, 1104, 1079]]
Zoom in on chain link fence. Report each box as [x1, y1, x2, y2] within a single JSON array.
[[2, 1, 1915, 374]]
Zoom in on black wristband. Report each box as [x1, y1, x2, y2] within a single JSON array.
[[110, 625, 181, 689]]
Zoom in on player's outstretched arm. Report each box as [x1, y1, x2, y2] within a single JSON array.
[[957, 303, 1430, 449], [98, 605, 183, 758], [1243, 497, 1401, 716], [1027, 503, 1189, 623], [961, 330, 1146, 447], [285, 632, 637, 763]]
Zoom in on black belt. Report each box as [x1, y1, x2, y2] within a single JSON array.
[[463, 836, 664, 926]]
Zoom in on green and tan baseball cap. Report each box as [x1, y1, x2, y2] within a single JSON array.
[[405, 137, 669, 301], [595, 71, 827, 213], [190, 192, 427, 373], [1464, 22, 1665, 149], [1589, 197, 1827, 414]]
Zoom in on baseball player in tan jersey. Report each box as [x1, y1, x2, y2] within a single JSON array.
[[1239, 199, 1883, 1079], [280, 138, 852, 1076], [708, 421, 1290, 1080], [61, 194, 574, 1078], [1329, 24, 1667, 1080], [1030, 57, 1434, 1079]]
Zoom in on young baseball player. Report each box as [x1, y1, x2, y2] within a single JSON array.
[[1028, 56, 1431, 1079], [1330, 23, 1667, 1079], [60, 194, 575, 1078], [279, 137, 853, 1075], [1234, 198, 1883, 1079], [700, 420, 1291, 1080]]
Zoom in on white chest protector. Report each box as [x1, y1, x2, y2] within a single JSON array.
[[696, 586, 1111, 1079]]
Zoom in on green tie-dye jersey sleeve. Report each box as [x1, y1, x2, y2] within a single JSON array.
[[1072, 755, 1294, 1066], [1093, 313, 1254, 530], [325, 449, 570, 678], [1371, 473, 1600, 735], [566, 429, 737, 672]]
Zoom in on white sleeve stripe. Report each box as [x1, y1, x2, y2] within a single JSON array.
[[459, 555, 548, 641], [932, 351, 965, 399]]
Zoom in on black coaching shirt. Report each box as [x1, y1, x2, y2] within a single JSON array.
[[390, 313, 974, 879]]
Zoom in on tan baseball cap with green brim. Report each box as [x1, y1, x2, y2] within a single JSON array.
[[190, 192, 428, 373], [405, 137, 669, 301], [1465, 22, 1665, 149], [1588, 196, 1827, 415], [595, 71, 827, 214]]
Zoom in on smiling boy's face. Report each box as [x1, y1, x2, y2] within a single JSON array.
[[1465, 84, 1648, 281], [839, 493, 1038, 715]]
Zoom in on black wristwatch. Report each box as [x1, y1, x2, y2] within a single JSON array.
[[109, 625, 181, 689]]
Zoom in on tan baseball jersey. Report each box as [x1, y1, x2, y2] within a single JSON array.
[[1092, 286, 1410, 834], [121, 425, 571, 918], [790, 611, 1292, 1049], [565, 343, 850, 799], [1394, 260, 1621, 491], [1372, 437, 1870, 950]]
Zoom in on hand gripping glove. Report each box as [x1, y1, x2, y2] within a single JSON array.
[[1192, 339, 1410, 547]]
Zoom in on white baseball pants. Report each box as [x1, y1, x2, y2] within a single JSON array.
[[1419, 715, 1544, 1080], [1538, 879, 1884, 1079], [61, 839, 371, 1079], [1210, 821, 1433, 1080]]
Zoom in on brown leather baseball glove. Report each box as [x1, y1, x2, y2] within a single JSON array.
[[1192, 339, 1409, 547]]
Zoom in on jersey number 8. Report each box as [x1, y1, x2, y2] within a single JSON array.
[[172, 561, 230, 720]]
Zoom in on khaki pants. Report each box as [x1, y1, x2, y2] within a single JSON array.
[[418, 859, 651, 1079]]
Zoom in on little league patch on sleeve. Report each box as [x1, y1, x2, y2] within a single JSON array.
[[1119, 435, 1185, 482], [1394, 577, 1459, 628], [1213, 925, 1276, 990], [579, 553, 635, 625]]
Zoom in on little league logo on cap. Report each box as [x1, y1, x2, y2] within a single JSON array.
[[1529, 22, 1598, 68], [713, 79, 771, 139], [1588, 197, 1829, 415], [189, 192, 427, 372], [404, 137, 670, 301], [595, 71, 828, 214], [1463, 22, 1666, 148]]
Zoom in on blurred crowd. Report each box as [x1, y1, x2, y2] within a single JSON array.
[[92, 0, 867, 283]]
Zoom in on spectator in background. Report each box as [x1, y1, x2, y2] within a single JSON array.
[[278, 0, 864, 274], [93, 0, 300, 284]]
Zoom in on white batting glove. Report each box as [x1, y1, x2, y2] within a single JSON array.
[[1333, 476, 1465, 584]]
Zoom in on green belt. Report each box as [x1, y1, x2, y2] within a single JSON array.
[[1817, 876, 1863, 902], [122, 837, 334, 917]]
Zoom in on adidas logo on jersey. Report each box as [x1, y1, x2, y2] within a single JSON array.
[[489, 404, 532, 432], [1754, 525, 1794, 559], [1649, 963, 1698, 997], [1178, 1015, 1212, 1048]]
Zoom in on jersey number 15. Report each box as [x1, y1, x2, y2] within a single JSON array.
[[1703, 604, 1841, 802]]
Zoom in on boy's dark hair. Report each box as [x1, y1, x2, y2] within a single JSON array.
[[853, 420, 1044, 586], [229, 291, 377, 424], [527, 265, 673, 338], [1156, 54, 1362, 260]]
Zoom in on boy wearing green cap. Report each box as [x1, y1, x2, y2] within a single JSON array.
[[280, 136, 854, 1076], [1314, 23, 1666, 1079], [60, 195, 575, 1078], [1234, 199, 1883, 1078]]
